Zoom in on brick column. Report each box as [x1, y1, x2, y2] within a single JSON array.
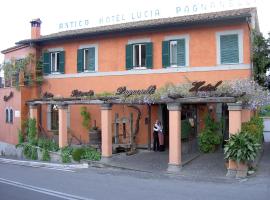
[[101, 104, 113, 161], [29, 105, 38, 120], [58, 105, 68, 148], [227, 102, 242, 176], [167, 103, 182, 172]]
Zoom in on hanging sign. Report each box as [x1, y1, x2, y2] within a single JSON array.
[[189, 81, 222, 92], [71, 89, 94, 97], [116, 85, 156, 96], [3, 91, 13, 102]]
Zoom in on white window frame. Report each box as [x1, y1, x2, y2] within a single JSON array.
[[164, 34, 190, 67], [50, 52, 60, 73], [216, 30, 243, 65], [79, 44, 98, 72], [133, 44, 146, 69]]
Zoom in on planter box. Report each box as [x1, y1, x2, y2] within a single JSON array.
[[236, 162, 248, 178]]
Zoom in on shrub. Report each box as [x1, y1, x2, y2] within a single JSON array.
[[72, 148, 85, 162], [38, 138, 59, 152], [242, 116, 264, 144], [80, 107, 91, 130], [61, 147, 73, 163], [23, 143, 38, 160], [18, 129, 24, 144], [41, 149, 50, 161], [82, 147, 101, 161], [224, 131, 261, 163], [198, 114, 222, 153], [27, 118, 37, 145]]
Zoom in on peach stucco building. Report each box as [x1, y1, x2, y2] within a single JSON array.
[[0, 8, 258, 172]]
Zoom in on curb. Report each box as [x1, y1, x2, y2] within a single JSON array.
[[0, 157, 88, 169]]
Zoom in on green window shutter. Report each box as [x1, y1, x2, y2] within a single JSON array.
[[220, 34, 239, 64], [145, 42, 153, 69], [77, 49, 83, 73], [89, 47, 95, 71], [43, 52, 51, 75], [162, 41, 170, 68], [177, 39, 186, 66], [126, 44, 133, 70], [59, 51, 65, 73]]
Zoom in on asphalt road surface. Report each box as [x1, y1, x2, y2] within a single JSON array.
[[0, 162, 269, 200]]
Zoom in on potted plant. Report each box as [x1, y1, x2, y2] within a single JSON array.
[[80, 107, 101, 145], [224, 131, 261, 178]]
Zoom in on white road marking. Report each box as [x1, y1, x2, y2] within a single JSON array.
[[0, 178, 95, 200]]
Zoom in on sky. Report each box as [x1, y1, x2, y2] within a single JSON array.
[[0, 0, 269, 63]]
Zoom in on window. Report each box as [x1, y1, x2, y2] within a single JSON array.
[[162, 38, 187, 67], [126, 42, 152, 70], [51, 104, 59, 131], [51, 52, 60, 72], [5, 108, 13, 124], [43, 51, 65, 75], [77, 47, 96, 72], [133, 44, 146, 68], [217, 30, 243, 64]]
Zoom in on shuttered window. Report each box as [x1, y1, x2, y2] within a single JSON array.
[[77, 47, 96, 72], [162, 39, 186, 67], [43, 51, 65, 74], [220, 34, 239, 64], [126, 42, 152, 70]]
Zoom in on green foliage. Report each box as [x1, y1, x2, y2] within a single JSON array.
[[23, 143, 38, 160], [27, 118, 37, 145], [181, 120, 191, 140], [260, 105, 270, 117], [41, 149, 50, 161], [37, 138, 59, 152], [252, 31, 270, 86], [82, 147, 101, 161], [18, 129, 24, 144], [72, 148, 85, 162], [80, 107, 91, 130], [224, 131, 261, 163], [242, 115, 264, 144], [61, 147, 73, 163], [198, 114, 222, 153]]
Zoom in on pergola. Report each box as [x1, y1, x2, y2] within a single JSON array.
[[27, 95, 249, 172]]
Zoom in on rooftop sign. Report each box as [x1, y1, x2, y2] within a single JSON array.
[[58, 0, 257, 31]]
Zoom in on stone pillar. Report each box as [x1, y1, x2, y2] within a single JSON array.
[[167, 103, 182, 172], [58, 105, 68, 148], [101, 104, 113, 161], [227, 102, 242, 176]]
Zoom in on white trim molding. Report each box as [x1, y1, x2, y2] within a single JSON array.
[[78, 44, 99, 72], [44, 64, 251, 79], [216, 29, 244, 65], [164, 34, 190, 67], [47, 48, 64, 52], [128, 38, 151, 44]]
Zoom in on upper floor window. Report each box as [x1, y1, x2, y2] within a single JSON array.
[[126, 42, 152, 70], [5, 108, 13, 124], [43, 51, 65, 75], [77, 47, 96, 72], [217, 30, 243, 65], [162, 38, 188, 68]]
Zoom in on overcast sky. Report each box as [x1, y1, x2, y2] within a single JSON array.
[[0, 0, 268, 63]]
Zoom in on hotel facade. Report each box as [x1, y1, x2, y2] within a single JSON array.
[[0, 8, 258, 171]]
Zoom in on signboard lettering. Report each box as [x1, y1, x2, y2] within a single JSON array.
[[116, 85, 156, 96], [189, 81, 222, 92]]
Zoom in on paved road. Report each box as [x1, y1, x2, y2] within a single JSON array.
[[0, 162, 269, 200]]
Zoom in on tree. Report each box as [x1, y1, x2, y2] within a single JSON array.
[[252, 31, 270, 86]]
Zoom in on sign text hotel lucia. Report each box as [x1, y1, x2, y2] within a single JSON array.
[[58, 0, 257, 31]]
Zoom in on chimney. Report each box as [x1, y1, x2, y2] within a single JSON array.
[[30, 18, 42, 39]]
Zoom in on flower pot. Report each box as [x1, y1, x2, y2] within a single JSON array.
[[89, 129, 101, 145], [236, 162, 248, 178]]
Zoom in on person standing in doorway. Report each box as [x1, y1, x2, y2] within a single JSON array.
[[153, 120, 160, 151], [158, 121, 165, 151]]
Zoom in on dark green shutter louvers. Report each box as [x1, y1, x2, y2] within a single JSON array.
[[59, 51, 65, 74], [77, 49, 83, 73], [126, 44, 133, 70], [89, 47, 95, 71], [162, 41, 170, 68], [220, 34, 239, 64], [43, 52, 51, 75], [146, 42, 153, 69], [177, 39, 186, 66]]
